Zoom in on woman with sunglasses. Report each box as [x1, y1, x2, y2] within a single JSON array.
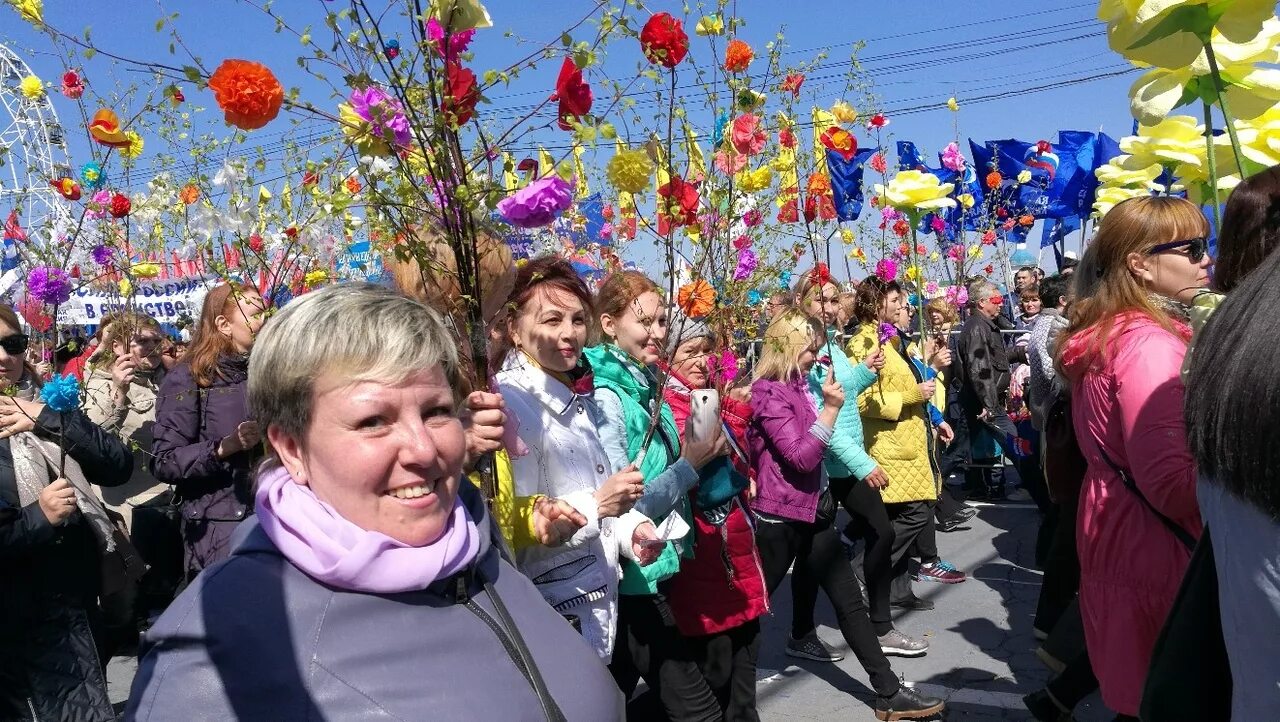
[[0, 305, 133, 721], [1053, 196, 1209, 721]]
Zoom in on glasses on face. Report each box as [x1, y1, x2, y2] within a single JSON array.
[[1149, 237, 1208, 264], [131, 336, 163, 347], [0, 334, 29, 356]]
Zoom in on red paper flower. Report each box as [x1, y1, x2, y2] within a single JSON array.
[[981, 229, 997, 245], [601, 204, 615, 221], [869, 152, 887, 174], [302, 171, 318, 187], [284, 226, 299, 238], [804, 194, 835, 222], [781, 73, 805, 97], [61, 71, 84, 99], [779, 128, 796, 148], [443, 62, 481, 126], [248, 234, 265, 253], [777, 198, 799, 223], [867, 113, 889, 129], [808, 263, 831, 287], [997, 207, 1009, 218], [916, 243, 928, 255], [346, 177, 362, 194], [733, 234, 752, 250], [50, 178, 81, 201], [640, 13, 689, 68], [657, 176, 700, 232], [207, 59, 284, 131], [985, 171, 1002, 190], [552, 57, 592, 131], [1002, 219, 1016, 231], [723, 39, 754, 73], [983, 264, 994, 275], [109, 193, 131, 218], [820, 127, 857, 161], [892, 218, 910, 237]]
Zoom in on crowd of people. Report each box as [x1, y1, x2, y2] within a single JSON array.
[[2, 170, 1279, 722]]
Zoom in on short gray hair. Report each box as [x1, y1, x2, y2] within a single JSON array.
[[248, 283, 460, 439], [967, 279, 999, 307]]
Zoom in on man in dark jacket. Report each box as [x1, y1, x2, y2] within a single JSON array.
[[955, 279, 1046, 509]]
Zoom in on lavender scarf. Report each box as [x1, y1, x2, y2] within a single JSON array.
[[255, 465, 481, 594]]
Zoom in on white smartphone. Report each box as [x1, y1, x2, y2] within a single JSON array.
[[686, 389, 720, 444]]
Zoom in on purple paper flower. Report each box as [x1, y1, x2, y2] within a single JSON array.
[[878, 322, 897, 345], [27, 267, 72, 305], [599, 222, 614, 239], [497, 176, 575, 229], [733, 248, 757, 281], [875, 258, 897, 282], [90, 245, 114, 265], [349, 87, 411, 148]]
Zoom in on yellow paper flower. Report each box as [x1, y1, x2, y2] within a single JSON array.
[[1016, 170, 1032, 184], [1120, 115, 1207, 173], [606, 147, 654, 195], [19, 75, 43, 100], [1099, 0, 1276, 70], [958, 192, 975, 209], [304, 269, 328, 287], [132, 262, 160, 278], [735, 166, 773, 193], [873, 170, 957, 212], [118, 278, 132, 296], [840, 228, 855, 243], [929, 251, 940, 262], [1232, 107, 1280, 167], [1096, 156, 1165, 188], [694, 15, 724, 36], [429, 0, 492, 32], [1127, 18, 1280, 125], [946, 97, 959, 112], [905, 264, 921, 281], [967, 245, 982, 259], [831, 100, 858, 124], [10, 0, 42, 26], [339, 102, 397, 158], [121, 130, 144, 160], [1093, 185, 1151, 218]]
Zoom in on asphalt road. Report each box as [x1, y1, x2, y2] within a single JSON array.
[[108, 494, 1113, 721]]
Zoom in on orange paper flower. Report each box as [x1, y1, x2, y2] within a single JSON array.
[[985, 171, 1002, 190], [180, 184, 199, 205], [208, 59, 284, 131], [88, 109, 130, 147], [723, 39, 754, 73], [677, 279, 716, 318], [1018, 214, 1035, 227]]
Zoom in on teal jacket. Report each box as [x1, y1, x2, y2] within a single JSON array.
[[807, 333, 880, 481]]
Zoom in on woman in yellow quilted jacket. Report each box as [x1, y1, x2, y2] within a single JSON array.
[[846, 277, 944, 612]]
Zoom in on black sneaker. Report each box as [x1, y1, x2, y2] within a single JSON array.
[[785, 631, 844, 662], [891, 595, 936, 611], [874, 685, 946, 720]]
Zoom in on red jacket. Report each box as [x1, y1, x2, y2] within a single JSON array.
[[662, 373, 768, 636]]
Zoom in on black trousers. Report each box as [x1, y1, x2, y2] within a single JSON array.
[[831, 476, 897, 636], [757, 515, 899, 697], [0, 599, 114, 722], [686, 619, 761, 722], [1035, 494, 1082, 633], [610, 592, 721, 722]]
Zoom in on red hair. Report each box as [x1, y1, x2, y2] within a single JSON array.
[[185, 282, 262, 387], [489, 257, 595, 376], [593, 270, 661, 344]]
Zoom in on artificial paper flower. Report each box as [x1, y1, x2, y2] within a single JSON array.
[[606, 147, 654, 194], [735, 166, 773, 192], [428, 0, 492, 33], [497, 175, 574, 229], [940, 142, 966, 172], [875, 258, 898, 282], [443, 62, 481, 126], [730, 114, 767, 156], [1019, 214, 1035, 227], [947, 97, 959, 111], [930, 217, 947, 234], [723, 39, 754, 73], [737, 89, 766, 111], [743, 209, 762, 227], [348, 86, 411, 149], [781, 73, 805, 97], [208, 60, 284, 130], [27, 267, 72, 305], [779, 128, 797, 149], [869, 152, 887, 174], [1095, 157, 1164, 188], [1016, 169, 1032, 184], [985, 171, 1002, 190], [695, 15, 724, 36], [714, 149, 748, 175], [19, 75, 44, 100], [866, 113, 889, 129], [733, 248, 758, 281], [658, 176, 700, 229], [553, 57, 593, 131], [831, 101, 858, 124], [1093, 184, 1151, 217], [958, 192, 975, 209], [132, 262, 160, 278], [50, 178, 80, 201], [11, 0, 42, 26], [109, 193, 131, 218], [40, 374, 79, 414], [1100, 0, 1276, 70], [1236, 106, 1280, 166], [980, 229, 997, 245], [677, 279, 716, 317], [820, 127, 858, 161], [640, 12, 689, 68], [180, 184, 200, 205], [1120, 115, 1206, 169], [304, 269, 329, 288], [89, 109, 130, 147], [425, 17, 475, 62], [60, 70, 84, 99], [121, 130, 144, 160], [90, 245, 113, 266], [874, 170, 956, 212], [733, 234, 752, 250]]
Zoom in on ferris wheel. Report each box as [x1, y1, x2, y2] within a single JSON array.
[[0, 41, 74, 253]]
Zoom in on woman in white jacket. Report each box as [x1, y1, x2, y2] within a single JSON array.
[[492, 257, 660, 660]]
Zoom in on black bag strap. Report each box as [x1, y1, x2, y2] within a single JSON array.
[[1096, 446, 1196, 551]]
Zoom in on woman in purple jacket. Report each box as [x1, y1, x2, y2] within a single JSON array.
[[748, 310, 943, 721], [151, 282, 267, 581]]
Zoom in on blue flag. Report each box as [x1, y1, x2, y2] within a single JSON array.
[[826, 148, 877, 221], [1046, 131, 1098, 219], [897, 141, 929, 172], [1041, 215, 1082, 249]]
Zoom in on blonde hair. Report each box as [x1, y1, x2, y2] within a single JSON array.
[[248, 283, 461, 439], [1057, 195, 1207, 378], [925, 297, 958, 326], [753, 310, 822, 382], [388, 226, 515, 329]]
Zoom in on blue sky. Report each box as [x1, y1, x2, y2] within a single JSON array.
[[3, 0, 1138, 275]]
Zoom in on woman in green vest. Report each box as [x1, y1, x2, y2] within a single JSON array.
[[584, 270, 726, 720]]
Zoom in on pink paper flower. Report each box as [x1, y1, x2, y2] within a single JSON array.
[[930, 217, 947, 234], [945, 285, 969, 306], [743, 209, 762, 227], [497, 176, 575, 229], [425, 18, 475, 63], [940, 141, 966, 172], [732, 234, 752, 250], [880, 206, 901, 223], [946, 245, 963, 260], [714, 149, 747, 175], [875, 258, 897, 281], [733, 248, 758, 281], [730, 114, 766, 156], [925, 280, 938, 295]]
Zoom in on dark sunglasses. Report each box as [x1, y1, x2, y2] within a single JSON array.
[[1149, 237, 1208, 264], [0, 334, 29, 355]]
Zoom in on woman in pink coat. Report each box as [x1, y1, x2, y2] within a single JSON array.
[[1055, 196, 1209, 719]]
